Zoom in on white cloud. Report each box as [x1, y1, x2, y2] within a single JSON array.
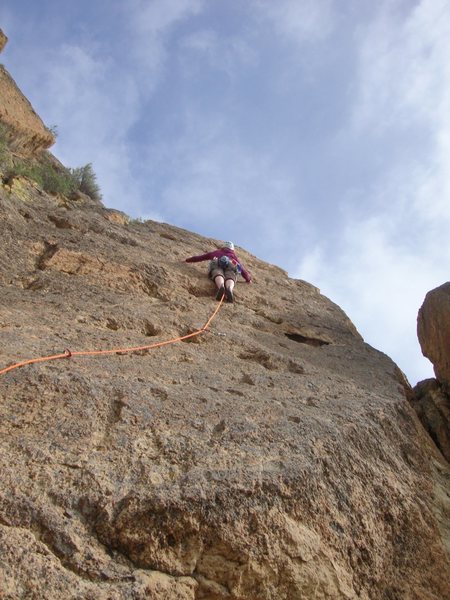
[[251, 0, 335, 43], [180, 29, 257, 79], [137, 104, 309, 255], [126, 0, 204, 84], [353, 0, 450, 135], [297, 0, 450, 384], [295, 145, 450, 384], [2, 1, 209, 214], [130, 0, 203, 35], [24, 42, 142, 212], [296, 146, 450, 385], [295, 211, 447, 384], [161, 135, 299, 231]]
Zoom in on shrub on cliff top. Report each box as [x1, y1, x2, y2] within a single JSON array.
[[10, 157, 77, 196], [1, 148, 102, 202], [70, 163, 102, 202], [0, 125, 102, 201]]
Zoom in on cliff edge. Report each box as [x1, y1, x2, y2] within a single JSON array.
[[0, 30, 55, 155]]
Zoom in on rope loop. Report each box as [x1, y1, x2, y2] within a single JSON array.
[[0, 295, 225, 378]]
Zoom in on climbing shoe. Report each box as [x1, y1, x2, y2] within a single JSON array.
[[216, 286, 225, 301], [225, 288, 234, 303]]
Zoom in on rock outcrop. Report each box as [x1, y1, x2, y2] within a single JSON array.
[[418, 282, 450, 392], [0, 28, 7, 53], [1, 35, 449, 600], [0, 30, 54, 155], [413, 283, 450, 467]]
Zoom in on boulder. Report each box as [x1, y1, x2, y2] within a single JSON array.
[[417, 282, 450, 392]]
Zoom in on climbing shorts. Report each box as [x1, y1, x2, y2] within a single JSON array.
[[209, 265, 237, 283]]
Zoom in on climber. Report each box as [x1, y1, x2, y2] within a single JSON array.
[[185, 241, 252, 303]]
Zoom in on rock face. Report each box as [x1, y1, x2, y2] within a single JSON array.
[[418, 282, 450, 392], [0, 177, 449, 600], [1, 53, 449, 600], [0, 51, 55, 154]]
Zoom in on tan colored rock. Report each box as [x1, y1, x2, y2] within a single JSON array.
[[0, 65, 55, 154], [0, 29, 8, 53], [0, 175, 449, 599], [417, 282, 450, 392], [106, 209, 131, 225]]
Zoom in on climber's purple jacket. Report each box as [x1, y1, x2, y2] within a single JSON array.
[[185, 248, 252, 283]]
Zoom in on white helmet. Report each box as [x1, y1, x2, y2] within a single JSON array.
[[223, 241, 235, 250]]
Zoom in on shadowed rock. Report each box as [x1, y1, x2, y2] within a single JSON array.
[[412, 379, 450, 462]]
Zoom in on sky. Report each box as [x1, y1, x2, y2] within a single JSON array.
[[1, 0, 449, 385]]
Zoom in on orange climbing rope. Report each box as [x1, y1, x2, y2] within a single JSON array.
[[0, 296, 225, 378]]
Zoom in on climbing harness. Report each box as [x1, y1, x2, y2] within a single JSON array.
[[0, 296, 225, 378], [209, 256, 241, 275]]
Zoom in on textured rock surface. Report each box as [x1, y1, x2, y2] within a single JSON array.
[[1, 173, 449, 599], [418, 282, 450, 392], [412, 379, 450, 463], [0, 63, 55, 154]]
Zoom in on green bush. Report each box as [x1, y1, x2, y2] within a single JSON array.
[[70, 163, 102, 201], [0, 123, 12, 171], [9, 158, 77, 196], [0, 121, 102, 201], [1, 149, 102, 201]]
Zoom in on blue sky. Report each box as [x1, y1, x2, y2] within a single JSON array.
[[1, 0, 449, 385]]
